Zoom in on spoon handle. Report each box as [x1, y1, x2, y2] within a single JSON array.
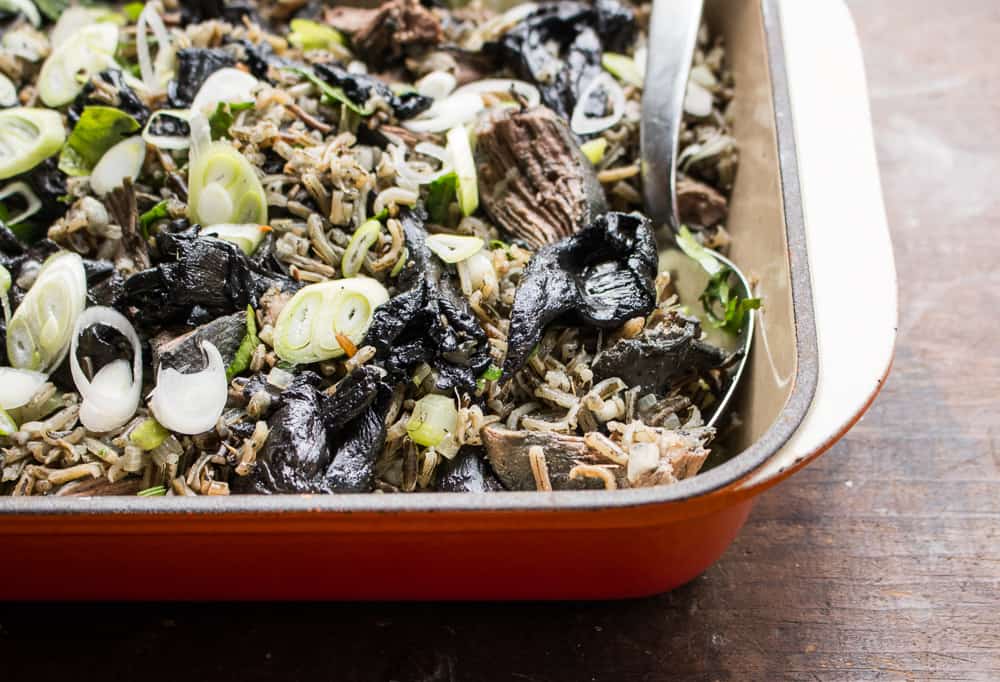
[[640, 0, 704, 232]]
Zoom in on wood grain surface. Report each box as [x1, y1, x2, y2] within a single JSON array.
[[1, 1, 997, 680]]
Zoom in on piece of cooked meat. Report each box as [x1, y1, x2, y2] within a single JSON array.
[[332, 0, 443, 69], [677, 176, 729, 228], [475, 106, 607, 249]]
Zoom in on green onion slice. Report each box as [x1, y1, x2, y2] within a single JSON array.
[[602, 53, 644, 88], [580, 137, 608, 165], [273, 278, 389, 364], [38, 23, 119, 107], [201, 223, 269, 255], [188, 141, 268, 227], [341, 219, 381, 277], [131, 418, 169, 451], [425, 233, 484, 264], [0, 108, 66, 180], [90, 135, 146, 196], [6, 251, 86, 373], [288, 19, 345, 51], [389, 246, 409, 278], [0, 406, 16, 436], [137, 485, 167, 497], [406, 394, 458, 449], [446, 125, 478, 216]]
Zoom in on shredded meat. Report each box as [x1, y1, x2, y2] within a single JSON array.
[[331, 0, 443, 69]]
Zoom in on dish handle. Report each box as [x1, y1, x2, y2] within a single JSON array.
[[738, 0, 897, 492]]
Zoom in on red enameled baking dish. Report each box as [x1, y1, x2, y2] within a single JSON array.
[[0, 0, 897, 600]]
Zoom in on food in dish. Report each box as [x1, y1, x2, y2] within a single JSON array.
[[0, 0, 754, 497]]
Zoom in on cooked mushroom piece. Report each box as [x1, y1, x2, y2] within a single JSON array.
[[365, 207, 491, 392], [151, 309, 253, 375], [492, 0, 636, 118], [313, 63, 433, 120], [503, 212, 658, 376], [323, 383, 394, 493], [475, 106, 607, 248], [592, 317, 731, 395], [677, 176, 729, 229], [69, 69, 150, 127], [437, 446, 505, 492], [168, 48, 237, 107]]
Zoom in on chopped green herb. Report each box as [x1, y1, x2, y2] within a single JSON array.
[[130, 418, 169, 451], [226, 305, 260, 381], [137, 485, 167, 497], [208, 101, 254, 141], [122, 1, 144, 22], [58, 106, 140, 176], [372, 207, 389, 221], [139, 200, 169, 237], [677, 227, 760, 334], [700, 268, 760, 335], [482, 364, 502, 381], [427, 171, 457, 224]]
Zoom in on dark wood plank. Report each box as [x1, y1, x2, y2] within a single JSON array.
[[1, 1, 998, 679]]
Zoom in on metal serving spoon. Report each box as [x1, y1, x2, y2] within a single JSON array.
[[640, 0, 755, 428]]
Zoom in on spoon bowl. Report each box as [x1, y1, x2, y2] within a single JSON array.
[[640, 0, 755, 428]]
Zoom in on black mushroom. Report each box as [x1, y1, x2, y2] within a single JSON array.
[[475, 106, 606, 248], [122, 227, 295, 327], [592, 317, 731, 395], [491, 0, 636, 119], [233, 367, 393, 494], [313, 63, 433, 121], [325, 0, 443, 70], [168, 48, 237, 107], [481, 424, 714, 491], [503, 212, 658, 376], [437, 446, 505, 493], [69, 69, 150, 127], [365, 206, 492, 392], [151, 308, 254, 375]]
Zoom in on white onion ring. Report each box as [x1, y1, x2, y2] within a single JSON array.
[[148, 341, 228, 435], [137, 3, 173, 92], [402, 92, 484, 133], [570, 73, 626, 136], [453, 79, 541, 109], [70, 306, 143, 432], [416, 71, 457, 100], [142, 109, 193, 151], [0, 181, 41, 225], [373, 186, 419, 216], [389, 144, 453, 187], [90, 136, 146, 196], [0, 367, 47, 410], [191, 68, 260, 116]]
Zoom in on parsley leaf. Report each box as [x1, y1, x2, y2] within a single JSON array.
[[677, 226, 760, 335]]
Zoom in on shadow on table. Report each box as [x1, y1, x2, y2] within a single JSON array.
[[0, 579, 732, 681]]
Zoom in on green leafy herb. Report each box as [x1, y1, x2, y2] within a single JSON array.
[[58, 106, 140, 176], [286, 66, 373, 116], [130, 418, 169, 451], [137, 485, 167, 497], [33, 0, 69, 21], [208, 101, 254, 141], [700, 268, 760, 335], [226, 305, 260, 381], [677, 227, 760, 334], [426, 171, 457, 224], [372, 207, 389, 221], [122, 1, 144, 21], [138, 200, 169, 237]]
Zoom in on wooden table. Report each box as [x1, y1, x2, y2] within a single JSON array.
[[1, 1, 997, 679]]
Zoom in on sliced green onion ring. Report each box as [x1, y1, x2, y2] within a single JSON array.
[[0, 406, 16, 436], [446, 125, 478, 217], [130, 418, 169, 451], [580, 137, 608, 165], [136, 2, 174, 92], [38, 23, 119, 107], [0, 0, 40, 27], [90, 135, 146, 196], [273, 278, 389, 364], [0, 74, 16, 108], [389, 246, 409, 278], [288, 18, 345, 51], [0, 367, 47, 410], [341, 219, 381, 277], [0, 180, 41, 225], [141, 109, 193, 151], [6, 251, 87, 373], [406, 394, 459, 450], [69, 306, 143, 432], [425, 233, 484, 264], [200, 223, 269, 255], [188, 141, 268, 227], [602, 52, 644, 88], [0, 108, 66, 180], [149, 341, 228, 435], [191, 68, 260, 117]]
